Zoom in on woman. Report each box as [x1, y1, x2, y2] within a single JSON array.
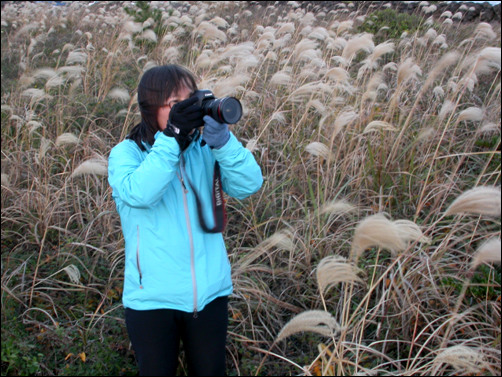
[[108, 64, 263, 376]]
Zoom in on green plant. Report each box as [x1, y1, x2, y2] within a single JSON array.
[[357, 8, 427, 41]]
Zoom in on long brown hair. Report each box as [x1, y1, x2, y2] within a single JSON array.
[[127, 65, 197, 151]]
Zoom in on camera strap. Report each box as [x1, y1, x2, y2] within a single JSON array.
[[180, 155, 227, 233]]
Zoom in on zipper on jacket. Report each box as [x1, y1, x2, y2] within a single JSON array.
[[178, 158, 198, 317], [136, 225, 143, 289]]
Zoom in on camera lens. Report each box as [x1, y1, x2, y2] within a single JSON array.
[[214, 97, 242, 124]]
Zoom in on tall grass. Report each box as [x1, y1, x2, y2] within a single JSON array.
[[1, 1, 500, 375]]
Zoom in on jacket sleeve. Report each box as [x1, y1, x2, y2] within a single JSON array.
[[108, 134, 181, 208], [211, 132, 263, 200]]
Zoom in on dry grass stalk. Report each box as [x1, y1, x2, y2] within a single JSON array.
[[444, 186, 501, 216]]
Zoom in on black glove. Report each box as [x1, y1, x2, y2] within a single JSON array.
[[164, 97, 203, 135]]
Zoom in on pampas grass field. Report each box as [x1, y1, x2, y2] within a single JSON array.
[[1, 1, 500, 375]]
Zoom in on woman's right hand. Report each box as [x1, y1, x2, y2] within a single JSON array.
[[167, 97, 204, 136]]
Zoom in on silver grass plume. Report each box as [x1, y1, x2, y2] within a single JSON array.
[[461, 47, 500, 78], [358, 41, 395, 78], [416, 127, 436, 143], [474, 22, 497, 41], [276, 310, 341, 342], [213, 74, 250, 97], [290, 82, 333, 99], [21, 88, 52, 102], [194, 21, 227, 43], [209, 16, 228, 29], [471, 238, 501, 268], [71, 157, 108, 178], [316, 255, 363, 296], [55, 133, 80, 147], [350, 213, 430, 260], [66, 50, 87, 65], [342, 33, 374, 64], [423, 51, 460, 90], [107, 88, 131, 104], [397, 58, 422, 86], [478, 122, 499, 134], [63, 264, 81, 284], [1, 173, 9, 187], [362, 121, 397, 134], [433, 86, 445, 99], [236, 230, 295, 272], [444, 186, 501, 217], [305, 142, 332, 160], [336, 20, 353, 34], [37, 137, 51, 162], [293, 38, 318, 60], [433, 345, 487, 375], [268, 111, 287, 126], [333, 110, 358, 138], [457, 107, 484, 123], [475, 47, 500, 75], [32, 68, 57, 81], [306, 100, 326, 116], [325, 67, 349, 83], [319, 199, 356, 217], [245, 138, 258, 153], [276, 22, 295, 35], [439, 100, 456, 121], [270, 70, 292, 86]]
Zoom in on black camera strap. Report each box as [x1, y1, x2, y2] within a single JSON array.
[[180, 155, 227, 233]]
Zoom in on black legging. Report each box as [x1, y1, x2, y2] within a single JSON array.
[[125, 296, 228, 376]]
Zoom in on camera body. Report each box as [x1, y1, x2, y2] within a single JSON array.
[[192, 89, 242, 124]]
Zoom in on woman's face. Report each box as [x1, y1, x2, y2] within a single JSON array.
[[156, 86, 193, 131]]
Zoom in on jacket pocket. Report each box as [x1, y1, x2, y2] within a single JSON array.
[[136, 225, 143, 289]]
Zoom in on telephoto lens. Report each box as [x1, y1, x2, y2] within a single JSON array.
[[193, 90, 243, 124], [204, 97, 242, 124]]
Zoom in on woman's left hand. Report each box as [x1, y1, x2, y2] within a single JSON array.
[[202, 116, 230, 149]]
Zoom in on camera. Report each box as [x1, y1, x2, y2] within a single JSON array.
[[192, 90, 242, 124]]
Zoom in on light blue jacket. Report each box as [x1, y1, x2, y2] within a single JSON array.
[[108, 131, 263, 313]]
